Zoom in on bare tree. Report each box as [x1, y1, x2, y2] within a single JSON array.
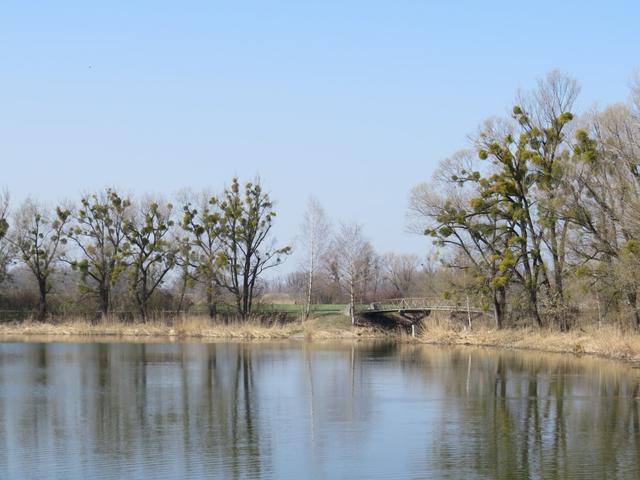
[[9, 200, 71, 320], [569, 102, 640, 327], [381, 253, 421, 298], [327, 222, 374, 324], [0, 190, 13, 285], [299, 196, 331, 319]]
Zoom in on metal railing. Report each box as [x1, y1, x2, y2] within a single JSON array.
[[355, 297, 485, 314]]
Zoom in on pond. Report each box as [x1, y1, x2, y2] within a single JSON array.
[[0, 340, 638, 479]]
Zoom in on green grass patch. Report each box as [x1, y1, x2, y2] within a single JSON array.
[[303, 314, 352, 331]]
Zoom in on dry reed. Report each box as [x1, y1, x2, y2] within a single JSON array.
[[0, 314, 382, 341], [3, 313, 640, 365], [419, 316, 640, 363]]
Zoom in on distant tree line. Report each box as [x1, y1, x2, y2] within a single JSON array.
[[408, 70, 640, 330], [0, 178, 437, 324], [0, 178, 290, 321]]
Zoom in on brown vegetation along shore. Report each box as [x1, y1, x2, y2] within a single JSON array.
[[0, 315, 386, 342], [419, 324, 640, 363], [3, 314, 640, 367]]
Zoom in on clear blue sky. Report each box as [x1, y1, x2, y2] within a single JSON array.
[[1, 0, 639, 269]]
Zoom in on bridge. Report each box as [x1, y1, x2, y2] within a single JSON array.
[[355, 297, 485, 317]]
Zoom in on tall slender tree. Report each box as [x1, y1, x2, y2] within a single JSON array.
[[299, 196, 331, 319]]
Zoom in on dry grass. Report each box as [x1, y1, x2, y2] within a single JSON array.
[[0, 314, 383, 342], [4, 313, 640, 365], [419, 321, 640, 363]]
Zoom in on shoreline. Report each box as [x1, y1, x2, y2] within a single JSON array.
[[2, 317, 640, 366], [418, 325, 640, 365], [0, 316, 388, 343]]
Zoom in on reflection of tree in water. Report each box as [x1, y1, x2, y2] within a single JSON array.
[[415, 348, 640, 479], [104, 343, 270, 478], [0, 343, 273, 478], [2, 342, 639, 479], [228, 344, 263, 479]]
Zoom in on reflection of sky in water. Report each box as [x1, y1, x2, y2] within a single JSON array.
[[0, 342, 639, 479]]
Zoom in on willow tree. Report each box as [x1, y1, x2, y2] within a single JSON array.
[[10, 200, 71, 320], [123, 200, 177, 320], [65, 189, 131, 316], [213, 178, 290, 319]]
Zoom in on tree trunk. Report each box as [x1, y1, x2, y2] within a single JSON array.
[[550, 220, 565, 302], [627, 291, 640, 330], [349, 280, 356, 326], [492, 287, 506, 329], [176, 273, 188, 315], [305, 268, 313, 321], [139, 302, 147, 322], [37, 279, 47, 322], [206, 283, 217, 319], [304, 233, 315, 321], [519, 222, 542, 327], [99, 284, 109, 319], [139, 272, 148, 322], [529, 287, 543, 327], [241, 259, 251, 320]]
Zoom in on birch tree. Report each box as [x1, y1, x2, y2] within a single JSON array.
[[299, 196, 331, 319]]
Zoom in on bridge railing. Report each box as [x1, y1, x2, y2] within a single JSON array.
[[355, 297, 485, 314]]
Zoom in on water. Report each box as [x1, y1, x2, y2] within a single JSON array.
[[0, 340, 639, 479]]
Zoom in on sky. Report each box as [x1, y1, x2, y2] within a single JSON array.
[[1, 0, 639, 272]]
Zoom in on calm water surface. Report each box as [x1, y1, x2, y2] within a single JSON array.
[[0, 340, 639, 479]]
